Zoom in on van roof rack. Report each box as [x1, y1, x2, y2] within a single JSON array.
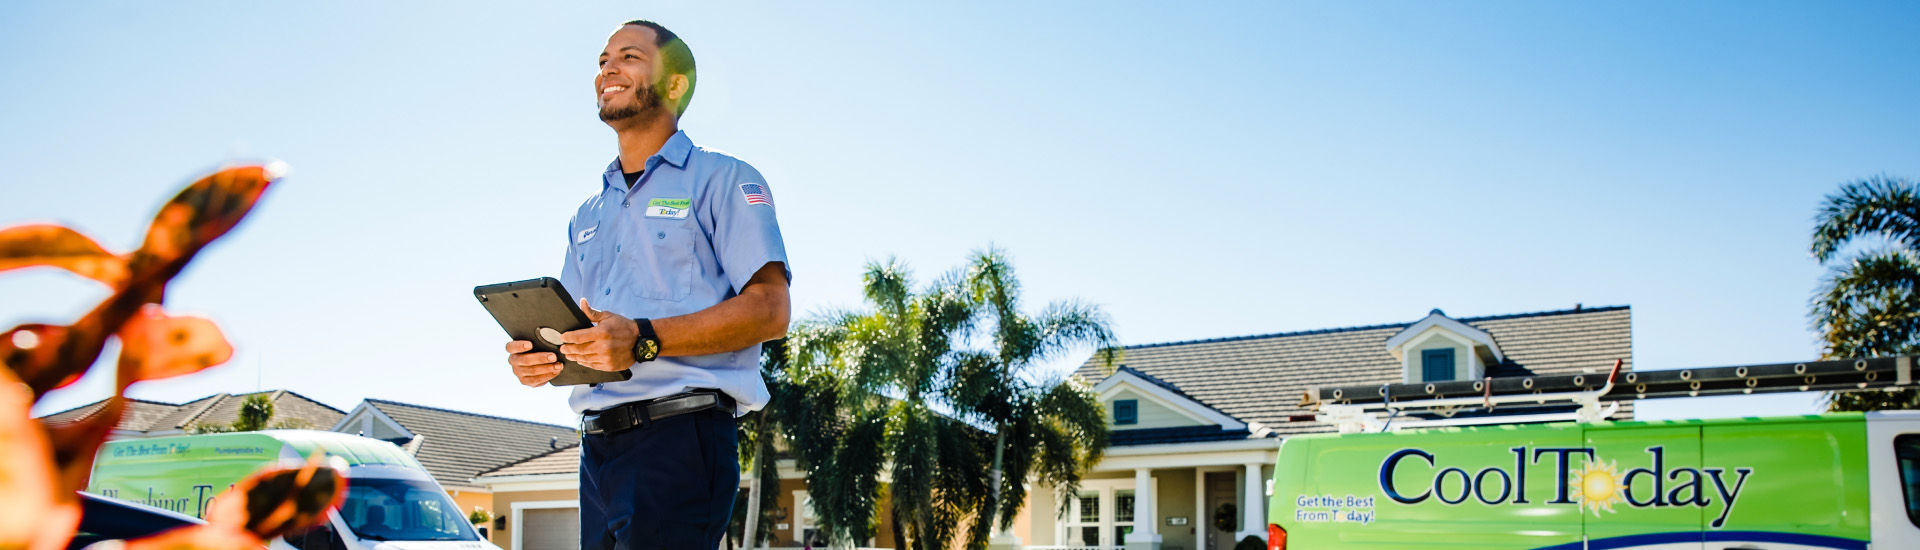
[[1302, 356, 1915, 433]]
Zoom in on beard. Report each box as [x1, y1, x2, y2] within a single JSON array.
[[599, 79, 666, 123]]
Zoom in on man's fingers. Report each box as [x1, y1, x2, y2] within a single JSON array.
[[508, 351, 559, 367], [513, 362, 563, 387], [580, 298, 610, 322], [560, 325, 607, 344], [506, 340, 532, 353]]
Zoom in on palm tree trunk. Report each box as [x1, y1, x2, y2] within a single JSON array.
[[889, 499, 908, 550], [743, 457, 763, 549], [988, 428, 1005, 533]]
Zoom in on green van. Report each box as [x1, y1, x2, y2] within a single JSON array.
[[88, 430, 499, 550], [1266, 411, 1920, 549]]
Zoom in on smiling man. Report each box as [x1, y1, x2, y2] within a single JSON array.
[[503, 19, 790, 550]]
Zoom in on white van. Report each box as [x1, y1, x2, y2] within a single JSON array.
[[87, 430, 500, 550]]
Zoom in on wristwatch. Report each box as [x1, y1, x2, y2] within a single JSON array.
[[631, 318, 661, 364]]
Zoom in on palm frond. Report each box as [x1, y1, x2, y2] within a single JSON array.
[[1812, 175, 1920, 262], [1811, 247, 1920, 358]]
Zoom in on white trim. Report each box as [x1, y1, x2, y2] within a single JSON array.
[[1384, 311, 1503, 363], [1057, 476, 1159, 547], [329, 402, 413, 439], [1095, 371, 1246, 430], [1103, 437, 1282, 457], [474, 475, 576, 493], [509, 499, 578, 550]]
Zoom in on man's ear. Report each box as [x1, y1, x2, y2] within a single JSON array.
[[666, 74, 691, 104]]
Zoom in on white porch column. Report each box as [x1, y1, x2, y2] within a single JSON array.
[[1124, 468, 1162, 550], [1236, 462, 1267, 543]]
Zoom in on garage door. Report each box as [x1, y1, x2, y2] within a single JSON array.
[[521, 507, 580, 550]]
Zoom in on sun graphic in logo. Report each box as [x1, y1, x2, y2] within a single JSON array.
[[1569, 459, 1627, 517]]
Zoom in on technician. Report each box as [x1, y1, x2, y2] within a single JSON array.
[[504, 19, 789, 550]]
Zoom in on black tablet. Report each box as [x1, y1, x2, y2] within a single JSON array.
[[474, 277, 632, 386]]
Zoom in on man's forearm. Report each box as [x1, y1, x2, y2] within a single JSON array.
[[652, 263, 789, 357]]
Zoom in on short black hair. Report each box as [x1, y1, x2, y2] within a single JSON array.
[[624, 19, 697, 117]]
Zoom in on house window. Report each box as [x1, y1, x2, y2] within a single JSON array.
[[1061, 486, 1143, 547], [1065, 491, 1101, 546], [1113, 400, 1138, 425], [1421, 348, 1456, 382]]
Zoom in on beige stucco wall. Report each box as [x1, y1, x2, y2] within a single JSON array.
[[445, 489, 492, 538], [487, 488, 576, 549]]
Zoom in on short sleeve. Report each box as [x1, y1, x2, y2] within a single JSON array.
[[704, 160, 790, 293], [560, 218, 585, 294]]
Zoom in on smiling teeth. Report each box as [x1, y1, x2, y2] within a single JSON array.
[[602, 86, 626, 93]]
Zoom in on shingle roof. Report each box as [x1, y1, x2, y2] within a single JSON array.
[[475, 444, 581, 479], [361, 399, 579, 492], [1076, 306, 1633, 438], [38, 391, 346, 433]]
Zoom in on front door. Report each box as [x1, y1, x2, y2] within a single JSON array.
[[1205, 471, 1237, 550]]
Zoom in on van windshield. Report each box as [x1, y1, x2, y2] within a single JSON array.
[[338, 477, 480, 541]]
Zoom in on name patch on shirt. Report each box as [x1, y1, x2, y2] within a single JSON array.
[[644, 198, 692, 219]]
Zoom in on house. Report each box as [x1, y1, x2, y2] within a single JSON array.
[[38, 390, 346, 438], [1000, 305, 1632, 550], [42, 390, 580, 541], [330, 399, 581, 526]]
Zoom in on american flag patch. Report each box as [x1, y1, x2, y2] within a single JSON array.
[[740, 183, 773, 206]]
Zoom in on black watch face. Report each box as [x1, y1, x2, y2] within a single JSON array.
[[637, 339, 659, 361]]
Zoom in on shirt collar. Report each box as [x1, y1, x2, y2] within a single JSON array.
[[601, 130, 695, 190]]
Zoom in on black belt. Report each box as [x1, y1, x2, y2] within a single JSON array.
[[581, 391, 734, 435]]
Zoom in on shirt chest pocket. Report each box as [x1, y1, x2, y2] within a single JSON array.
[[621, 220, 697, 302]]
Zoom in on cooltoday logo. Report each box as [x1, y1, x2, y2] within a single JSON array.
[[1378, 446, 1755, 528]]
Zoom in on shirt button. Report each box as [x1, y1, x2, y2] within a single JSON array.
[[604, 289, 611, 296], [615, 245, 621, 252], [578, 254, 585, 261], [656, 232, 665, 239], [622, 200, 630, 207]]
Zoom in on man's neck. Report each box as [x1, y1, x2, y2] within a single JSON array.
[[613, 114, 679, 173]]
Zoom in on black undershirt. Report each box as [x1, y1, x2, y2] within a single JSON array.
[[623, 170, 643, 188]]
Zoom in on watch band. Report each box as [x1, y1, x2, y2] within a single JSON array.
[[632, 318, 661, 363]]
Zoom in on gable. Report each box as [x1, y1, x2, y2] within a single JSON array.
[[1102, 387, 1207, 430], [1093, 368, 1246, 431], [332, 403, 412, 440]]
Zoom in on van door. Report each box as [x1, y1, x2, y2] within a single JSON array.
[[1583, 425, 1704, 549]]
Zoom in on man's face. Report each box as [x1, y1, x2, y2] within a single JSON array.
[[596, 25, 667, 124]]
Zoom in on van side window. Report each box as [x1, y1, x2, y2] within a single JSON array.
[[284, 522, 345, 550], [1899, 434, 1920, 528]]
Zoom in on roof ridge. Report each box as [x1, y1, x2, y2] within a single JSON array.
[[263, 389, 348, 415], [36, 396, 185, 420], [175, 393, 231, 428], [1122, 305, 1629, 350], [364, 398, 575, 431]]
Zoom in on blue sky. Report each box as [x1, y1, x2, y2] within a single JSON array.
[[6, 2, 1918, 427]]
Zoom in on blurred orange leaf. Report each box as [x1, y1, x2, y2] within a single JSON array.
[[122, 524, 267, 550], [42, 397, 123, 500], [117, 305, 233, 391], [0, 224, 128, 287], [205, 452, 345, 539], [2, 323, 84, 395], [134, 165, 279, 270], [0, 367, 82, 550]]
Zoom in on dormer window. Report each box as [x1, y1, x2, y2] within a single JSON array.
[[1421, 348, 1455, 382], [1113, 400, 1138, 425], [1385, 309, 1503, 384]]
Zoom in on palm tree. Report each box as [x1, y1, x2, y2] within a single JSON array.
[[779, 250, 1116, 549], [947, 248, 1115, 541], [1810, 175, 1920, 410]]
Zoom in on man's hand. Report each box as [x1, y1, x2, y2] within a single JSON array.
[[559, 298, 638, 372], [505, 340, 563, 387]]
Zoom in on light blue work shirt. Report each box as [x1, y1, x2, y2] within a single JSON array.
[[559, 130, 787, 416]]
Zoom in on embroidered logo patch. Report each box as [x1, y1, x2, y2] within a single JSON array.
[[575, 226, 598, 244], [645, 198, 692, 219], [739, 183, 773, 206]]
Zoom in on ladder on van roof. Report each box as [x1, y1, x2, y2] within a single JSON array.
[[1302, 356, 1917, 433]]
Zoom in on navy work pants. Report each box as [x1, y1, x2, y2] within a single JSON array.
[[580, 407, 739, 550]]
